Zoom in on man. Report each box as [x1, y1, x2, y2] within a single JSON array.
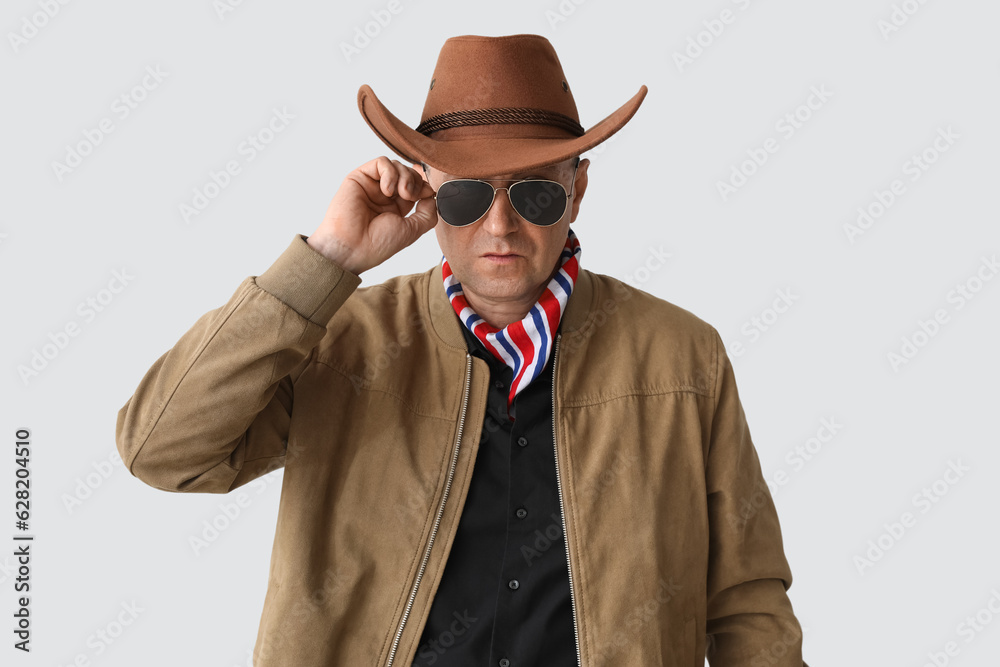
[[116, 34, 807, 666]]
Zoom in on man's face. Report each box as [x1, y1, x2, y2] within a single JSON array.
[[419, 156, 590, 313]]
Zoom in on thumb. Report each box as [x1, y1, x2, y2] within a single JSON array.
[[403, 197, 438, 238]]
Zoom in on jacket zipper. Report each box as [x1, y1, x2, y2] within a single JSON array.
[[551, 334, 583, 665], [385, 352, 473, 667]]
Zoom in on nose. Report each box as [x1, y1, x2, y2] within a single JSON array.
[[480, 186, 520, 236]]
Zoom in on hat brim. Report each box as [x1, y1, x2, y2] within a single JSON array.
[[357, 84, 648, 179]]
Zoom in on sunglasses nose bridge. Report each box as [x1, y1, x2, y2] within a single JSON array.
[[478, 185, 521, 231]]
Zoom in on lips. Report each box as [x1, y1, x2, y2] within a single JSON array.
[[482, 252, 521, 264]]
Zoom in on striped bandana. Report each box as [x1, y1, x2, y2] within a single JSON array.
[[442, 228, 581, 415]]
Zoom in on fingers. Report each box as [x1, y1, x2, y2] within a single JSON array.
[[404, 197, 439, 235], [395, 161, 435, 201], [378, 157, 397, 198], [413, 178, 436, 199], [359, 156, 433, 203]]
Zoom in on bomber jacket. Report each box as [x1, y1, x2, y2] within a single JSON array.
[[115, 234, 807, 666], [415, 318, 576, 665]]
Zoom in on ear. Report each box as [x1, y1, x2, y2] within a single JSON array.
[[568, 157, 590, 224], [413, 161, 430, 183]]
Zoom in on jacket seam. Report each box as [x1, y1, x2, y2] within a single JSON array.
[[375, 383, 462, 664], [128, 281, 257, 473], [379, 488, 438, 665], [237, 305, 314, 480], [255, 235, 361, 325], [712, 328, 722, 407], [560, 385, 711, 408], [402, 378, 483, 663], [311, 358, 456, 422], [240, 454, 284, 465], [288, 342, 320, 389]]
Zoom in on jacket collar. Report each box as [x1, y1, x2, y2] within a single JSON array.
[[427, 257, 595, 351]]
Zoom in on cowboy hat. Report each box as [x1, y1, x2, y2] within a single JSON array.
[[357, 33, 647, 179]]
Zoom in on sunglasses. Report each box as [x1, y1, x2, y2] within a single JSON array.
[[423, 158, 580, 227]]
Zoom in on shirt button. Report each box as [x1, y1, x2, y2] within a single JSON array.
[[499, 660, 511, 667], [515, 507, 528, 519], [508, 579, 519, 590], [517, 436, 528, 447], [494, 379, 505, 389]]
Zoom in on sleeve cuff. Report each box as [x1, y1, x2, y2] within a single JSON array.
[[254, 234, 363, 326]]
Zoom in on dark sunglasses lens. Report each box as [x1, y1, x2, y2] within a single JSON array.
[[508, 181, 568, 226], [436, 180, 495, 226]]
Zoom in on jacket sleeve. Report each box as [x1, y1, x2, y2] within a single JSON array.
[[703, 330, 808, 666], [115, 235, 362, 494]]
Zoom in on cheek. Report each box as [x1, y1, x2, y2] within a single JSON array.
[[434, 224, 451, 256], [541, 228, 570, 263], [435, 225, 469, 265]]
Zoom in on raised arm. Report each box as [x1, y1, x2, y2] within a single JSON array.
[[115, 237, 361, 493], [115, 156, 438, 494]]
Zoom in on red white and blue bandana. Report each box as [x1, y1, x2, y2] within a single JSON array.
[[442, 228, 581, 414]]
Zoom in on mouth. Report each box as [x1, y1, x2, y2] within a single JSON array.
[[482, 252, 521, 264]]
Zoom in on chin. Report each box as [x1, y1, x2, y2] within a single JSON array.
[[467, 275, 533, 301]]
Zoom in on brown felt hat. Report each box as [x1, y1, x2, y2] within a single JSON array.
[[357, 33, 647, 179]]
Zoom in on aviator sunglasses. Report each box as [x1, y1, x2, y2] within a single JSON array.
[[422, 157, 580, 227]]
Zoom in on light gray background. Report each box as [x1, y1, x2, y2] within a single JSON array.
[[2, 1, 998, 665]]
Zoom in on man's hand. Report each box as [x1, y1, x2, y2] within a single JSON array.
[[308, 156, 438, 275]]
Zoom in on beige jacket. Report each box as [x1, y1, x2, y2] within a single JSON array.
[[116, 235, 807, 666]]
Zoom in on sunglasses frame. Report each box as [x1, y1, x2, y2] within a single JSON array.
[[421, 158, 581, 228]]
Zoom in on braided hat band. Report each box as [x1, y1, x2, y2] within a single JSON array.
[[356, 34, 647, 178], [416, 107, 586, 137]]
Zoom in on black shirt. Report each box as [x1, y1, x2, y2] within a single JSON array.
[[412, 321, 577, 667]]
